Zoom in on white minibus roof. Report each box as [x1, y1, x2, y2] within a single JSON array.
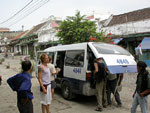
[[43, 42, 137, 74], [44, 42, 89, 52]]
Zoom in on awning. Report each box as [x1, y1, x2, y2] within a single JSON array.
[[135, 37, 150, 50], [16, 43, 21, 46], [112, 38, 123, 44]]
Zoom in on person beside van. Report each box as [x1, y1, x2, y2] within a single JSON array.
[[38, 53, 52, 113], [5, 52, 8, 58], [106, 74, 122, 107], [11, 52, 14, 59], [94, 57, 107, 112], [47, 56, 57, 99], [131, 61, 150, 113]]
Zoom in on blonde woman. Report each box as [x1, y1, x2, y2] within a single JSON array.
[[38, 53, 52, 113]]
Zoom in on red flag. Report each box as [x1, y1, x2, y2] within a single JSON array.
[[87, 15, 94, 19]]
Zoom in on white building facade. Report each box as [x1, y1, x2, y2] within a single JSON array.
[[37, 16, 61, 44]]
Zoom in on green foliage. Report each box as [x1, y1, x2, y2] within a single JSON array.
[[29, 50, 34, 59], [95, 32, 114, 43], [57, 11, 114, 44], [95, 32, 106, 42], [57, 11, 97, 44]]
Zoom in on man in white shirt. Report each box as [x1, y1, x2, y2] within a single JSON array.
[[47, 56, 57, 98]]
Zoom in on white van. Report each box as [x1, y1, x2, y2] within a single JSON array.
[[36, 42, 137, 99]]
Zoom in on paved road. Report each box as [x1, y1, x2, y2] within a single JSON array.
[[0, 54, 149, 113]]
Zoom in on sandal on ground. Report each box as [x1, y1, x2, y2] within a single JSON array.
[[95, 107, 102, 111]]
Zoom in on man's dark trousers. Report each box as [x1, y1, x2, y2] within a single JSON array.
[[17, 100, 33, 113], [106, 78, 122, 105]]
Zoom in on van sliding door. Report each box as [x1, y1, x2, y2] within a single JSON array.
[[64, 49, 87, 81]]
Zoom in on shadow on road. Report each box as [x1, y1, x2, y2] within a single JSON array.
[[55, 87, 97, 105]]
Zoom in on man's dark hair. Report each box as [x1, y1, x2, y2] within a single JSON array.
[[22, 60, 32, 72], [137, 61, 147, 71]]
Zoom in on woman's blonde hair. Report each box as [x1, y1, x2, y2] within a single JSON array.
[[40, 53, 48, 63]]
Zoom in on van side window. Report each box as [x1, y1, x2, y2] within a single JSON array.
[[87, 46, 95, 71], [65, 50, 84, 67]]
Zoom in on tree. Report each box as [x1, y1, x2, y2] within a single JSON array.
[[57, 11, 97, 44], [95, 32, 106, 42], [95, 32, 114, 44]]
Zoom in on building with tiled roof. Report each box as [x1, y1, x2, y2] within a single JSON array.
[[12, 30, 29, 41], [102, 7, 150, 35], [9, 31, 29, 53], [0, 30, 23, 52], [36, 16, 62, 50], [106, 8, 150, 27], [18, 22, 47, 56], [0, 28, 10, 32], [101, 7, 150, 62]]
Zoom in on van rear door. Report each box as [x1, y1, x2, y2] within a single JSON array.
[[88, 42, 137, 74], [103, 55, 137, 74]]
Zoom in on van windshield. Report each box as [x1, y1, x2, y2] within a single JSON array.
[[92, 43, 130, 55]]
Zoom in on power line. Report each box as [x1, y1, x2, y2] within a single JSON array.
[[0, 0, 50, 27], [0, 0, 33, 24], [8, 0, 50, 27], [1, 0, 43, 26], [7, 0, 42, 25]]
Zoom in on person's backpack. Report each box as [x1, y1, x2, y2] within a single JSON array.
[[95, 62, 107, 83]]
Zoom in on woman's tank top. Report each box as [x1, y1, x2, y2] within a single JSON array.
[[41, 64, 51, 85]]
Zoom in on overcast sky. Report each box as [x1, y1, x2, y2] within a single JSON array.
[[0, 0, 150, 31]]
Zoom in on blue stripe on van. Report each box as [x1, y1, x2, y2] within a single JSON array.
[[107, 65, 137, 74]]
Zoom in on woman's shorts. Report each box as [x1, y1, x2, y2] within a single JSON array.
[[40, 84, 52, 105], [51, 81, 56, 89]]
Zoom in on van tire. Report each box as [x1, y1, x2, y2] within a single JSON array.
[[61, 81, 73, 100]]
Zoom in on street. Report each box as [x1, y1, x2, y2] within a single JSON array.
[[0, 54, 149, 113]]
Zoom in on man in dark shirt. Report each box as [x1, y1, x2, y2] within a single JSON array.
[[131, 61, 150, 113], [94, 57, 107, 111], [7, 60, 33, 113]]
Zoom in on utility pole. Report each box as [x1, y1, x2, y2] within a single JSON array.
[[22, 25, 24, 31]]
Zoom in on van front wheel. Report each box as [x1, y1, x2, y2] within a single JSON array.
[[61, 81, 73, 100]]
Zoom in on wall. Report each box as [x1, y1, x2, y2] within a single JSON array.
[[102, 19, 150, 35]]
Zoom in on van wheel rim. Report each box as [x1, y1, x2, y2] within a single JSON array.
[[64, 87, 69, 97]]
